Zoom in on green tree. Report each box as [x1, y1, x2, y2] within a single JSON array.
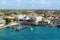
[[6, 19, 11, 25]]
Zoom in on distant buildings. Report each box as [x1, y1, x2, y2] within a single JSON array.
[[18, 13, 52, 26], [13, 14, 26, 21], [0, 11, 59, 27], [53, 18, 60, 27]]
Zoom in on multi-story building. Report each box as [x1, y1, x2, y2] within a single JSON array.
[[0, 16, 6, 27]]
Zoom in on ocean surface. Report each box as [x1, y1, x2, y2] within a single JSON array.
[[0, 24, 60, 40]]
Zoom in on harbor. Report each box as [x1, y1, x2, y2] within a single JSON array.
[[0, 0, 60, 40]]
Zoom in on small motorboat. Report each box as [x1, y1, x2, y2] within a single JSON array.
[[14, 27, 23, 31], [31, 28, 33, 30]]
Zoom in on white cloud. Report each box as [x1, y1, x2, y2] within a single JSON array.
[[39, 0, 45, 6], [2, 1, 6, 5], [31, 0, 34, 3], [39, 0, 53, 6], [46, 0, 53, 6], [57, 1, 60, 5], [30, 0, 34, 7], [17, 0, 21, 3], [30, 0, 53, 7], [16, 0, 21, 9]]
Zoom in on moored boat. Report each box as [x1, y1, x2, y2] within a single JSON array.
[[56, 24, 60, 28]]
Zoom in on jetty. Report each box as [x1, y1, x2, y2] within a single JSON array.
[[0, 22, 19, 29]]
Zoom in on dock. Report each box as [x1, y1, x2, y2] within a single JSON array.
[[0, 22, 19, 29]]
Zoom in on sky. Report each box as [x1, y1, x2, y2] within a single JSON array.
[[0, 0, 60, 10]]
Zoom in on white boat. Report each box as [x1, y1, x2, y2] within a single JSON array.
[[31, 28, 33, 30], [10, 22, 19, 26]]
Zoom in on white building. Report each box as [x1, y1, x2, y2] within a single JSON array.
[[25, 16, 30, 20], [44, 19, 51, 24], [36, 16, 43, 22], [0, 17, 6, 26], [14, 15, 26, 20]]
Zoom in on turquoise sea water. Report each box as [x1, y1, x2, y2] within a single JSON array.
[[0, 24, 60, 40]]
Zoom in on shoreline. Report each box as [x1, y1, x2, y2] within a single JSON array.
[[0, 23, 55, 29], [0, 22, 58, 29]]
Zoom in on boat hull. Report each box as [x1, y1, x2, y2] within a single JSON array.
[[56, 25, 60, 28]]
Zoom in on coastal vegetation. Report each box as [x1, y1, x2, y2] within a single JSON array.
[[0, 10, 60, 16], [5, 19, 11, 25], [0, 10, 60, 17]]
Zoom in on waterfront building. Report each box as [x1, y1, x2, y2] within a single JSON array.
[[19, 15, 36, 25], [53, 18, 60, 27], [28, 12, 37, 18], [13, 14, 26, 21], [38, 18, 51, 26], [3, 16, 14, 20], [19, 16, 30, 21], [25, 16, 30, 20], [14, 15, 21, 20], [35, 16, 43, 22], [43, 18, 51, 24], [0, 16, 6, 27]]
